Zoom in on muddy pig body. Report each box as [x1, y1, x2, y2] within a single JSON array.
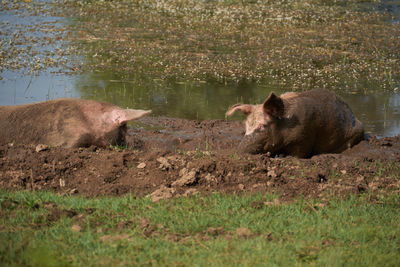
[[0, 98, 151, 148], [226, 88, 364, 158]]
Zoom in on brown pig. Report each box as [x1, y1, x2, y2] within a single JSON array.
[[226, 88, 364, 158], [0, 98, 151, 148]]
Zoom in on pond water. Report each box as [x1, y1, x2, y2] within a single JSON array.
[[2, 69, 399, 138], [380, 0, 400, 23], [0, 1, 399, 138]]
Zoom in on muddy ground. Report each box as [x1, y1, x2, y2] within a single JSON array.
[[1, 117, 399, 202]]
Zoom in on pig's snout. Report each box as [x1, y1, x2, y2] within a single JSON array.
[[238, 131, 267, 154]]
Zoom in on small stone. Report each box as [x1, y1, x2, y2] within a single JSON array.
[[235, 227, 252, 238], [148, 185, 176, 202], [35, 144, 49, 152], [140, 218, 150, 229], [71, 224, 81, 232], [267, 170, 277, 178], [264, 199, 280, 206], [179, 168, 188, 177], [157, 157, 171, 170], [137, 162, 146, 169], [205, 173, 214, 182], [70, 188, 78, 194], [205, 227, 224, 236], [166, 156, 178, 161], [75, 213, 85, 219], [172, 170, 197, 187], [368, 181, 378, 190]]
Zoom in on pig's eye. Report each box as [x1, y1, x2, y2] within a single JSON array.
[[256, 123, 267, 131]]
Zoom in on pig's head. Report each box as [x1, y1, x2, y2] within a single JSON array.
[[226, 92, 294, 154], [80, 106, 152, 148], [102, 108, 151, 145]]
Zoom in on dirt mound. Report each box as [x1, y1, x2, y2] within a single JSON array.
[[1, 117, 399, 201]]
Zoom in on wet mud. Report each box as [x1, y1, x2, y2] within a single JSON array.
[[1, 117, 399, 202]]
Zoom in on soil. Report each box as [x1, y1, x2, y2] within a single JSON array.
[[1, 117, 399, 202]]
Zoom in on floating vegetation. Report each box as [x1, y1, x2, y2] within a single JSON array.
[[68, 0, 400, 91], [0, 0, 399, 92], [0, 0, 82, 78]]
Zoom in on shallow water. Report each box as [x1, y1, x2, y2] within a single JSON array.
[[380, 0, 400, 23], [1, 70, 399, 137], [0, 1, 399, 138]]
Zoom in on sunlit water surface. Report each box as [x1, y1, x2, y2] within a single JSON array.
[[1, 70, 399, 138]]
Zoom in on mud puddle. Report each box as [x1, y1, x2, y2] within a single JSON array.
[[1, 118, 399, 202]]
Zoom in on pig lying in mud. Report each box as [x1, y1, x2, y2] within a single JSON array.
[[0, 99, 151, 148], [226, 88, 364, 158]]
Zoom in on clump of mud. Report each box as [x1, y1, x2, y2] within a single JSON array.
[[1, 117, 399, 202]]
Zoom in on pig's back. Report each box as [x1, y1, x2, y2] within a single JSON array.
[[0, 99, 87, 146], [301, 89, 364, 154]]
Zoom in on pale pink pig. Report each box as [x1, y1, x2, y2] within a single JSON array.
[[0, 98, 151, 148]]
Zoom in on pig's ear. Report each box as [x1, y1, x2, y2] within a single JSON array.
[[114, 109, 152, 125], [263, 92, 284, 118], [226, 104, 254, 117]]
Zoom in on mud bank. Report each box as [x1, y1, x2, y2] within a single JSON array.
[[0, 117, 399, 202]]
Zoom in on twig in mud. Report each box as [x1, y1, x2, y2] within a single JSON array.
[[197, 240, 210, 250], [304, 200, 318, 213]]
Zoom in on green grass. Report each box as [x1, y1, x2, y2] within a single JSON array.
[[1, 190, 399, 266]]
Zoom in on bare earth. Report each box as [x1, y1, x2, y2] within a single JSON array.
[[1, 117, 399, 202]]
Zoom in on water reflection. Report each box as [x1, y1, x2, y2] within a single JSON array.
[[344, 91, 400, 137], [1, 68, 399, 137], [380, 0, 400, 23], [74, 72, 285, 120], [0, 70, 78, 105], [73, 73, 400, 137]]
